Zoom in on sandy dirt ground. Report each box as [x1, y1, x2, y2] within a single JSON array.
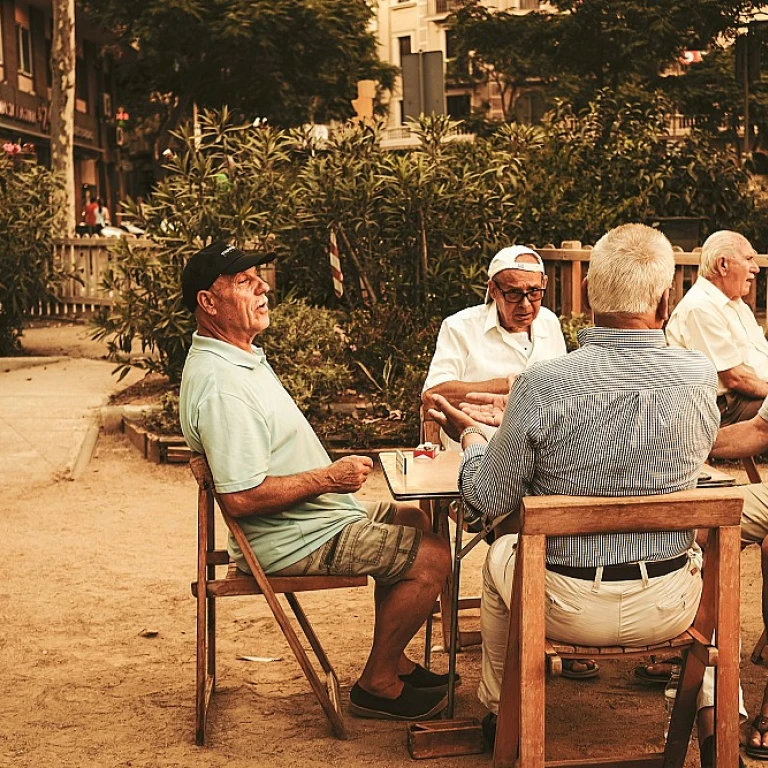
[[3, 320, 768, 767]]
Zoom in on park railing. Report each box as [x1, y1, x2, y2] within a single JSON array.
[[31, 238, 768, 320], [30, 237, 277, 317], [537, 241, 768, 319]]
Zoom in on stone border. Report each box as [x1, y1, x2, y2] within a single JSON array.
[[122, 416, 191, 464]]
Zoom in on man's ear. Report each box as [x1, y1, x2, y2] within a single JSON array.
[[657, 288, 670, 325], [581, 276, 591, 311], [541, 274, 549, 290], [197, 289, 217, 315]]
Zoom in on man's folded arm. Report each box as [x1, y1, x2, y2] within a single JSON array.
[[219, 455, 373, 518]]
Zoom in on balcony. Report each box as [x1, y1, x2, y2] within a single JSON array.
[[428, 0, 462, 16]]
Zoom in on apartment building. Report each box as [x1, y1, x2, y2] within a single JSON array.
[[0, 0, 119, 217], [375, 0, 548, 130]]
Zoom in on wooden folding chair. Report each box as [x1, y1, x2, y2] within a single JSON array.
[[189, 454, 368, 745], [493, 487, 743, 768]]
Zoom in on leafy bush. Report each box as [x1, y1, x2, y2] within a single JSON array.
[[0, 152, 62, 354], [559, 313, 593, 352], [258, 296, 353, 412]]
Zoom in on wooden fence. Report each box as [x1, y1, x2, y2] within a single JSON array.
[[30, 238, 277, 316], [538, 243, 768, 319], [30, 238, 768, 319]]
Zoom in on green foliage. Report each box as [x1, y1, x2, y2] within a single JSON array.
[[559, 313, 594, 352], [0, 154, 62, 354], [93, 106, 759, 447], [258, 296, 353, 412], [81, 0, 395, 166]]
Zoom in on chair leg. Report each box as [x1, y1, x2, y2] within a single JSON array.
[[282, 592, 348, 739], [196, 589, 215, 746]]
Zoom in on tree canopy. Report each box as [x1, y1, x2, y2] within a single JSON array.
[[448, 0, 763, 119], [81, 0, 395, 159]]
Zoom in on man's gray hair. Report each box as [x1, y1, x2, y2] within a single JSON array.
[[699, 230, 753, 279], [588, 224, 675, 314]]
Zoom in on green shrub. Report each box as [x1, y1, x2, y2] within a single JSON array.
[[259, 296, 353, 412], [559, 313, 593, 352], [0, 151, 62, 354]]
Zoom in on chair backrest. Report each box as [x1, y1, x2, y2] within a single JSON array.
[[520, 486, 743, 536], [420, 404, 441, 446]]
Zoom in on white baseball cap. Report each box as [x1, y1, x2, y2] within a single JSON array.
[[485, 246, 545, 302]]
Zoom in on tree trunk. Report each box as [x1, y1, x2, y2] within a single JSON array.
[[50, 0, 76, 237]]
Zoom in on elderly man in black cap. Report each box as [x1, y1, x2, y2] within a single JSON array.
[[178, 241, 452, 722]]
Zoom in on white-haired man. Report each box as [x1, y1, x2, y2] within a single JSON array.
[[429, 223, 744, 767], [422, 246, 567, 449], [666, 231, 767, 426]]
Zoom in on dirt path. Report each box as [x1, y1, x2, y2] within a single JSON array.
[[2, 320, 767, 767]]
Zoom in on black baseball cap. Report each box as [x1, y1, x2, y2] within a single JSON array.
[[182, 241, 276, 312]]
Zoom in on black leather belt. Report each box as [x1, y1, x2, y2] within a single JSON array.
[[545, 552, 689, 582]]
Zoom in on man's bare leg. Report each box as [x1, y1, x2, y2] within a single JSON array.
[[357, 502, 451, 698]]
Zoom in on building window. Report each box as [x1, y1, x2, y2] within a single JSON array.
[[519, 0, 541, 9], [16, 23, 32, 76], [445, 30, 456, 61], [398, 36, 411, 62], [76, 56, 88, 112], [447, 94, 471, 120]]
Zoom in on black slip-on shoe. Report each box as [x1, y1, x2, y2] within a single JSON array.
[[349, 681, 448, 721], [398, 664, 461, 694]]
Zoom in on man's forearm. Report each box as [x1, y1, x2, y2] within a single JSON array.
[[712, 414, 768, 459], [423, 377, 511, 409], [719, 364, 768, 399], [220, 470, 331, 518]]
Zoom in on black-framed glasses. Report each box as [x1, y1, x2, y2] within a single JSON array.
[[492, 278, 546, 304]]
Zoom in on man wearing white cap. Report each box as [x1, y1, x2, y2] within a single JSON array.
[[422, 246, 566, 451]]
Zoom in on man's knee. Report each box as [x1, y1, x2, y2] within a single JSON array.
[[413, 532, 451, 582], [393, 502, 431, 531]]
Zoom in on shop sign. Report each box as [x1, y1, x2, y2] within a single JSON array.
[[0, 98, 38, 124]]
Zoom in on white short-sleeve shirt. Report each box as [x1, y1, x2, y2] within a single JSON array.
[[423, 302, 567, 448], [666, 276, 768, 396]]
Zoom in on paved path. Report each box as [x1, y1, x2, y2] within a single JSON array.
[[0, 355, 142, 485]]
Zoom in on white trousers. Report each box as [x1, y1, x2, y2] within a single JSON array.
[[478, 534, 744, 718]]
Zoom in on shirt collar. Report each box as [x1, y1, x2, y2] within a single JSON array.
[[694, 276, 733, 309], [577, 326, 667, 349], [483, 302, 549, 338], [190, 332, 265, 369]]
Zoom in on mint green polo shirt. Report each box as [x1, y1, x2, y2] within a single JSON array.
[[179, 333, 365, 573]]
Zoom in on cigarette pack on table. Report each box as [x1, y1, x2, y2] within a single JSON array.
[[413, 442, 439, 459]]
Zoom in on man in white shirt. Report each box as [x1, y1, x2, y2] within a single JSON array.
[[666, 231, 768, 426], [422, 246, 567, 450]]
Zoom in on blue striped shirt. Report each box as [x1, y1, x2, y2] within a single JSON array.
[[458, 327, 720, 567]]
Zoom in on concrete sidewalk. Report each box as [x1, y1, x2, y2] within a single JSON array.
[[0, 355, 143, 485]]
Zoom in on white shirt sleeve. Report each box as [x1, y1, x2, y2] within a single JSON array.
[[676, 306, 743, 372], [422, 319, 469, 392]]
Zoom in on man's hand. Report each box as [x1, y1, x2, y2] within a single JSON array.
[[460, 392, 508, 427], [428, 394, 477, 442], [325, 455, 374, 493]]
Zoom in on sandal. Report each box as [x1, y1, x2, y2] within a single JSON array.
[[746, 715, 768, 761], [633, 655, 683, 685], [562, 658, 599, 679]]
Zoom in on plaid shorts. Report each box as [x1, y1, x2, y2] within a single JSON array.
[[272, 501, 422, 586]]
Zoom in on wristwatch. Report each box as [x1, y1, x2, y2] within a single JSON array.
[[459, 425, 487, 447]]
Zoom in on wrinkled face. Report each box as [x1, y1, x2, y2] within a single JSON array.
[[207, 267, 270, 337], [488, 267, 548, 333], [720, 243, 759, 300]]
